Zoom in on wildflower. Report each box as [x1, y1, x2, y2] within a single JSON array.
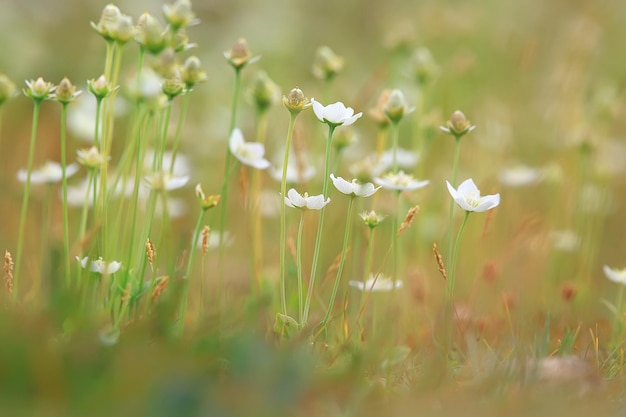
[[312, 46, 344, 81], [163, 0, 198, 31], [498, 165, 542, 187], [603, 265, 626, 285], [17, 161, 79, 185], [284, 188, 330, 210], [373, 148, 419, 176], [282, 87, 310, 115], [440, 110, 476, 137], [269, 158, 316, 184], [311, 99, 362, 127], [144, 171, 189, 191], [161, 70, 186, 99], [77, 146, 106, 169], [134, 12, 169, 55], [0, 73, 17, 106], [180, 56, 207, 90], [330, 173, 380, 197], [170, 28, 197, 53], [224, 38, 260, 70], [249, 70, 281, 113], [88, 75, 117, 100], [360, 210, 385, 228], [195, 184, 221, 210], [23, 77, 55, 101], [90, 4, 133, 44], [229, 128, 271, 169], [374, 170, 429, 191], [384, 89, 414, 124], [409, 47, 439, 86], [77, 256, 122, 275], [54, 77, 82, 104], [446, 178, 500, 212], [349, 274, 403, 292]]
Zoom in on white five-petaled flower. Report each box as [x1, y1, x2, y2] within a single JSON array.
[[311, 98, 362, 127], [330, 173, 380, 197], [229, 128, 271, 169], [374, 170, 429, 191], [603, 265, 626, 285], [446, 179, 500, 212], [349, 274, 403, 292], [77, 256, 122, 275], [284, 188, 330, 210], [17, 161, 79, 184]]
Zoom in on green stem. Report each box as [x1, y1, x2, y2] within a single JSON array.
[[250, 110, 268, 294], [447, 211, 470, 303], [178, 208, 207, 334], [279, 113, 298, 316], [446, 136, 462, 260], [14, 99, 42, 298], [390, 121, 400, 173], [302, 124, 336, 325], [296, 211, 305, 324], [60, 104, 71, 289], [320, 196, 355, 327], [360, 227, 375, 309], [76, 169, 95, 291], [169, 92, 190, 175]]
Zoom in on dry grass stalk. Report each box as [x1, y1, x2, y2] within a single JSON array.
[[397, 205, 420, 237], [122, 283, 131, 304], [151, 276, 169, 302], [146, 238, 156, 269], [433, 243, 447, 281], [323, 248, 350, 286], [4, 250, 13, 295], [201, 226, 210, 257]]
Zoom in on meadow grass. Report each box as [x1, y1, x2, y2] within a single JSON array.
[[0, 0, 625, 415]]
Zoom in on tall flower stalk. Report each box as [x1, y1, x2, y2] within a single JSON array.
[[302, 99, 362, 325]]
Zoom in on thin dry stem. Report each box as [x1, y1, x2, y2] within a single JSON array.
[[151, 275, 169, 302], [397, 205, 420, 237], [433, 243, 447, 281]]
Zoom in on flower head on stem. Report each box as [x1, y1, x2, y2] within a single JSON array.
[[312, 46, 344, 82], [224, 38, 260, 70], [282, 87, 311, 115], [284, 189, 330, 210], [330, 174, 380, 197], [446, 179, 500, 212], [384, 89, 414, 124], [23, 78, 55, 102], [311, 99, 362, 127], [163, 0, 199, 31], [440, 110, 476, 138], [375, 170, 429, 191], [229, 128, 271, 170]]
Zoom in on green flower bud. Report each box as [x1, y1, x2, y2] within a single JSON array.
[[54, 77, 82, 104], [181, 56, 207, 90], [224, 38, 260, 70], [312, 46, 344, 81], [135, 12, 169, 55], [23, 77, 56, 102], [360, 210, 385, 228], [162, 70, 185, 99], [171, 28, 196, 53], [249, 70, 280, 113], [88, 75, 116, 99], [440, 110, 476, 137], [163, 0, 198, 31], [282, 87, 310, 115], [77, 146, 105, 170], [91, 4, 133, 44], [384, 89, 412, 124], [0, 73, 18, 106]]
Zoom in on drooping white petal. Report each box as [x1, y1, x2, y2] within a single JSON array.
[[330, 174, 354, 195], [604, 265, 626, 285], [306, 195, 330, 210]]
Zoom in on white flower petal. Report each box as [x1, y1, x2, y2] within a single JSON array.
[[604, 265, 626, 285]]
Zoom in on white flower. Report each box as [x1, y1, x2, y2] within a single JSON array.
[[311, 98, 362, 127], [373, 148, 419, 176], [604, 265, 626, 285], [17, 161, 79, 185], [77, 256, 122, 275], [284, 188, 330, 210], [144, 171, 189, 191], [549, 230, 579, 252], [330, 174, 380, 197], [446, 179, 500, 212], [374, 170, 429, 191], [349, 274, 403, 292], [498, 165, 542, 187], [229, 128, 271, 169]]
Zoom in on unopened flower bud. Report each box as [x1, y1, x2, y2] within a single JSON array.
[[162, 70, 185, 99], [0, 73, 17, 106], [88, 75, 115, 99], [195, 184, 221, 210], [77, 146, 105, 169], [249, 70, 280, 113], [360, 210, 385, 228], [384, 89, 412, 124], [282, 87, 310, 115], [54, 77, 82, 104], [224, 38, 259, 70], [171, 28, 196, 53], [23, 77, 56, 101], [91, 4, 133, 44], [312, 46, 344, 81], [181, 56, 207, 89], [135, 12, 169, 55], [163, 0, 198, 31], [440, 110, 476, 137]]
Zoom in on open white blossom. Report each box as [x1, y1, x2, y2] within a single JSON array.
[[373, 148, 419, 176], [144, 171, 189, 191], [374, 170, 429, 191], [446, 179, 500, 212], [498, 165, 542, 187], [17, 161, 79, 185], [349, 274, 403, 292], [311, 98, 362, 127], [330, 173, 380, 197], [603, 265, 626, 285], [284, 188, 330, 210], [77, 256, 122, 275], [229, 128, 271, 169]]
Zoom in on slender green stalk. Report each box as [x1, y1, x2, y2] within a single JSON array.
[[390, 121, 400, 172], [76, 169, 96, 290], [14, 100, 42, 298], [392, 190, 400, 282], [447, 211, 470, 303], [302, 125, 336, 325], [279, 113, 298, 316], [169, 92, 190, 175], [250, 110, 268, 293], [60, 104, 71, 288], [359, 227, 376, 309], [446, 136, 462, 259], [296, 211, 305, 324], [178, 208, 207, 334], [38, 185, 52, 297], [320, 196, 355, 328]]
